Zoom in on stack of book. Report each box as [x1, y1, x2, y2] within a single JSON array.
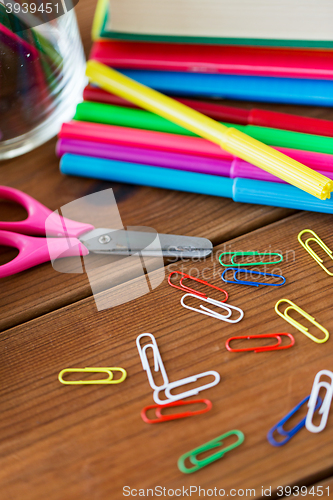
[[89, 0, 333, 105]]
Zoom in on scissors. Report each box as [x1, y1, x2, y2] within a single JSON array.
[[0, 186, 213, 278]]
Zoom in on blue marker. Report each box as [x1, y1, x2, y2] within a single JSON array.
[[119, 70, 333, 107], [60, 154, 333, 214]]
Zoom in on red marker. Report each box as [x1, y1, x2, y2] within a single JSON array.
[[84, 84, 333, 138]]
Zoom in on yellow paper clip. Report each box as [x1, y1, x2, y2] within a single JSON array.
[[58, 367, 127, 385], [298, 229, 333, 276], [275, 299, 329, 344]]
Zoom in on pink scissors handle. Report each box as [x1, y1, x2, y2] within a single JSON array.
[[0, 230, 89, 278], [0, 186, 94, 237]]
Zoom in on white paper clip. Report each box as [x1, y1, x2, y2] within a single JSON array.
[[136, 333, 220, 405], [306, 370, 333, 433], [136, 333, 169, 391], [180, 293, 244, 323], [154, 370, 220, 405]]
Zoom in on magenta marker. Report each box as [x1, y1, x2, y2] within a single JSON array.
[[59, 121, 333, 173], [56, 139, 333, 183]]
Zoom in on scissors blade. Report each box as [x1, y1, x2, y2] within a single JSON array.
[[79, 228, 212, 258], [158, 233, 212, 258]]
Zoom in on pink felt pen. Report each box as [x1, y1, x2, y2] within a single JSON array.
[[56, 138, 333, 183], [59, 121, 333, 173]]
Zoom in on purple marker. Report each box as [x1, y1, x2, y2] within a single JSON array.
[[56, 139, 333, 183]]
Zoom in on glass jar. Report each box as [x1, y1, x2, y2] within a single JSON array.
[[0, 9, 86, 159]]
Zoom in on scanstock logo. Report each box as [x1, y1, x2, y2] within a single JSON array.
[[45, 188, 165, 312], [2, 0, 79, 32]]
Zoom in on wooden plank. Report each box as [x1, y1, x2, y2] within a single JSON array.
[[291, 477, 333, 500], [1, 209, 333, 499], [290, 477, 333, 499], [3, 0, 333, 332], [0, 139, 295, 331], [288, 478, 333, 500]]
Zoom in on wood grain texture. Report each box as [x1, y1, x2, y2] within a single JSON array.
[[291, 477, 333, 499], [2, 0, 333, 497], [3, 0, 333, 332], [0, 138, 296, 332], [1, 210, 333, 499]]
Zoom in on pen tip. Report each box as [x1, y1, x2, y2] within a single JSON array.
[[321, 180, 333, 200]]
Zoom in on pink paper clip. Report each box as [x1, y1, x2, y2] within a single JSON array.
[[168, 271, 228, 301], [226, 333, 295, 353], [141, 399, 212, 424]]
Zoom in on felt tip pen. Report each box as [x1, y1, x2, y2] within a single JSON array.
[[60, 154, 333, 214], [59, 121, 333, 173], [90, 41, 333, 81], [117, 68, 333, 108], [83, 84, 333, 138], [85, 61, 333, 200], [56, 139, 333, 184], [74, 101, 333, 155]]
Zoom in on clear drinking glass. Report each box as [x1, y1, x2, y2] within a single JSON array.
[[0, 9, 86, 159]]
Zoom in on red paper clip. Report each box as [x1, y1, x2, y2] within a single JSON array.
[[141, 399, 212, 424], [168, 271, 228, 301], [226, 333, 295, 353]]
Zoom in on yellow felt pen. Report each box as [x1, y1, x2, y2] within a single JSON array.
[[86, 60, 333, 200]]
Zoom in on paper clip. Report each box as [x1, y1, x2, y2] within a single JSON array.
[[168, 271, 228, 301], [136, 333, 169, 391], [154, 371, 220, 405], [226, 333, 295, 353], [137, 334, 220, 405], [181, 293, 244, 323], [267, 395, 322, 447], [298, 229, 333, 276], [178, 430, 245, 474], [141, 399, 212, 424], [219, 251, 283, 267], [275, 299, 329, 344], [221, 268, 286, 287], [58, 367, 127, 385], [306, 370, 333, 433]]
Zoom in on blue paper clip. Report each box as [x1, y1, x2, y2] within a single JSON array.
[[221, 268, 286, 287], [267, 395, 322, 447]]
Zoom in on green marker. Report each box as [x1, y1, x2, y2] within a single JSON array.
[[74, 101, 333, 155]]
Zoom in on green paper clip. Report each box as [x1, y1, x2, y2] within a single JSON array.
[[219, 251, 283, 267], [178, 430, 245, 474]]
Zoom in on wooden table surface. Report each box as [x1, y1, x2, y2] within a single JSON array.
[[1, 2, 333, 499]]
